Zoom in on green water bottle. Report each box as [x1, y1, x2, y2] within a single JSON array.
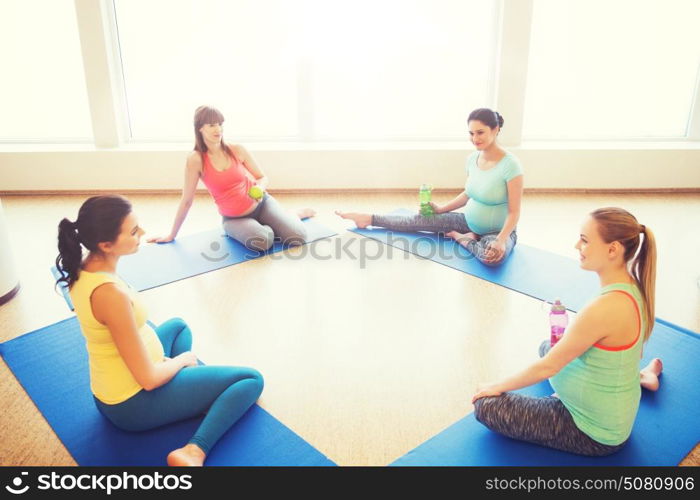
[[419, 184, 434, 216]]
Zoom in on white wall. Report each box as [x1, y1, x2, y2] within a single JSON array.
[[1, 144, 699, 192], [2, 0, 699, 193]]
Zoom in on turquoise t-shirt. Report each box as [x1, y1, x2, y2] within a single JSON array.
[[464, 152, 523, 235]]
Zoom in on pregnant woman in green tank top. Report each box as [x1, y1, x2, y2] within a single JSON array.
[[336, 108, 523, 266], [471, 207, 663, 456]]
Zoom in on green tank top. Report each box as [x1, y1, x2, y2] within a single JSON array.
[[549, 283, 646, 445]]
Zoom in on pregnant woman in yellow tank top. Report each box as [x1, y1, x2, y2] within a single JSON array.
[[56, 195, 264, 466], [336, 108, 523, 266]]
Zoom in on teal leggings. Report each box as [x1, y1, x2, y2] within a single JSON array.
[[94, 318, 264, 454]]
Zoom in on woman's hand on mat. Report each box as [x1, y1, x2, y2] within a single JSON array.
[[483, 239, 506, 263], [147, 234, 175, 244], [472, 384, 503, 403]]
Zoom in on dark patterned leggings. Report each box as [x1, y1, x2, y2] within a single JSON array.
[[473, 341, 627, 456], [371, 212, 516, 267]]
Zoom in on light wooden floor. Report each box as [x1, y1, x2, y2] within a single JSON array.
[[0, 192, 698, 466]]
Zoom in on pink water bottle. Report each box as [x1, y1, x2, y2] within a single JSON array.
[[549, 300, 568, 346]]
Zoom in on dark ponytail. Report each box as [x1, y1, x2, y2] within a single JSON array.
[[468, 108, 504, 129], [55, 218, 82, 288], [55, 195, 132, 289]]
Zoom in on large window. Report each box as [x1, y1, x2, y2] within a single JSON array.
[[114, 0, 496, 142], [0, 0, 93, 141], [3, 1, 699, 145], [523, 0, 700, 140]]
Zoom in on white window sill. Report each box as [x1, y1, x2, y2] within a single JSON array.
[[1, 140, 700, 153]]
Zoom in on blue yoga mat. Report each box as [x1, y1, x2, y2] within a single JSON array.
[[0, 317, 335, 466], [52, 219, 337, 310], [392, 320, 700, 466], [350, 208, 599, 312]]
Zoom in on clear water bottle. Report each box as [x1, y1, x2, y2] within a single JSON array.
[[549, 299, 568, 346], [419, 184, 434, 216]]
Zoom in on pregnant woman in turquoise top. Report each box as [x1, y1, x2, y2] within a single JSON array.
[[336, 108, 523, 266], [472, 207, 662, 456]]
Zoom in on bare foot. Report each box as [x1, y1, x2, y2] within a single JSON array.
[[640, 358, 663, 391], [297, 208, 316, 219], [335, 210, 372, 229], [446, 231, 479, 248], [167, 444, 206, 466]]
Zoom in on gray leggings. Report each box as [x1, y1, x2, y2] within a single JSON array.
[[473, 341, 627, 456], [222, 194, 307, 252], [371, 212, 517, 266]]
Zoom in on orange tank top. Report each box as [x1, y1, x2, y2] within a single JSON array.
[[200, 150, 256, 217]]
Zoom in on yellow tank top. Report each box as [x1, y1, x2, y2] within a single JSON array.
[[69, 270, 164, 404]]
